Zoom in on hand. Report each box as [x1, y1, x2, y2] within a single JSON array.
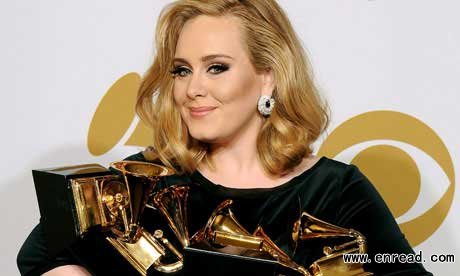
[[42, 265, 92, 276]]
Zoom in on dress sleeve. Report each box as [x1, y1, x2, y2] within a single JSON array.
[[335, 165, 433, 275], [17, 223, 79, 276]]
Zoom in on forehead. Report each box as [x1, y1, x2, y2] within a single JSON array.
[[175, 15, 247, 59]]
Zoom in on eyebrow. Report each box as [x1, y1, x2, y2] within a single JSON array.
[[173, 54, 234, 65]]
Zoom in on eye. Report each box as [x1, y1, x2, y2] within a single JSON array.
[[170, 66, 191, 78], [207, 63, 229, 74]]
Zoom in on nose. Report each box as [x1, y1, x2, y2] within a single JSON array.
[[186, 72, 207, 99]]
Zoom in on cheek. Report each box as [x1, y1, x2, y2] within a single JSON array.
[[172, 85, 186, 109], [215, 71, 260, 105], [213, 67, 260, 100], [172, 86, 189, 122]]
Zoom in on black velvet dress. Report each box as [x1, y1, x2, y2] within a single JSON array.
[[17, 152, 432, 275]]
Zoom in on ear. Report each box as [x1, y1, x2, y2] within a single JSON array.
[[260, 68, 275, 97]]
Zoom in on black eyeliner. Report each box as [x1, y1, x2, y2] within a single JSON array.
[[208, 63, 230, 74]]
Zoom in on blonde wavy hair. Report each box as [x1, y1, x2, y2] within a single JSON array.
[[137, 0, 329, 175]]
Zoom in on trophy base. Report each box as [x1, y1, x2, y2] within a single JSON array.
[[184, 242, 283, 276], [106, 231, 164, 276], [310, 248, 373, 276]]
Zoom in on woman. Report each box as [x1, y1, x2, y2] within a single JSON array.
[[18, 0, 432, 275]]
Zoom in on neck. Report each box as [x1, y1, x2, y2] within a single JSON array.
[[202, 115, 266, 177]]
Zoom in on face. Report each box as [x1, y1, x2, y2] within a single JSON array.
[[172, 15, 274, 145]]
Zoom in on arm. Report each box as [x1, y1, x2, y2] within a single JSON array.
[[336, 165, 432, 275], [17, 223, 84, 276]]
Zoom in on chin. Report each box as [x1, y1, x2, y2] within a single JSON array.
[[188, 126, 219, 143]]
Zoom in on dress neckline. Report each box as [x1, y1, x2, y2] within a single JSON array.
[[190, 156, 327, 198]]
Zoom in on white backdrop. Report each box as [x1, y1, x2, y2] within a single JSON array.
[[1, 0, 458, 275]]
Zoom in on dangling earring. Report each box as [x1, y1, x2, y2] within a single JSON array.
[[257, 95, 275, 116]]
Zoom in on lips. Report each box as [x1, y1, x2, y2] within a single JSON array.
[[189, 106, 217, 118]]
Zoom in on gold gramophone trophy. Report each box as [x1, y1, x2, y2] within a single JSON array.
[[105, 161, 184, 275], [292, 212, 373, 276], [33, 161, 185, 276], [151, 185, 191, 249]]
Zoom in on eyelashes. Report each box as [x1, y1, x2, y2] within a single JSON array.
[[170, 63, 229, 78], [170, 66, 191, 78]]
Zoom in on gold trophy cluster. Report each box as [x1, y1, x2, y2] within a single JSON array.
[[39, 161, 373, 276]]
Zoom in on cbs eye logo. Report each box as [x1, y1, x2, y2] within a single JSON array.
[[317, 111, 455, 247], [88, 73, 455, 247]]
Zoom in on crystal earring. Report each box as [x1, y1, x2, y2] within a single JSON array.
[[257, 95, 275, 116]]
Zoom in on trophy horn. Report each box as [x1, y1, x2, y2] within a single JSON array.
[[191, 199, 264, 250], [152, 185, 191, 248], [109, 161, 173, 242]]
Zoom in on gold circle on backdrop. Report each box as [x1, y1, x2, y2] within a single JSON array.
[[318, 110, 455, 246]]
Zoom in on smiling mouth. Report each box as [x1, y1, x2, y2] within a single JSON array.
[[189, 106, 216, 118]]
